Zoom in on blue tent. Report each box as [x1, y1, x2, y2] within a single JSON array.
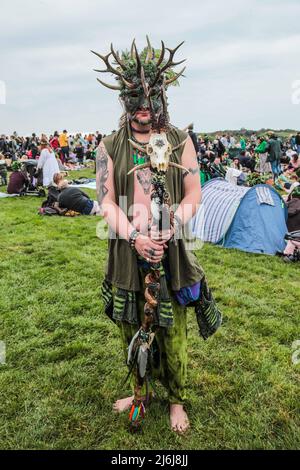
[[191, 178, 288, 255]]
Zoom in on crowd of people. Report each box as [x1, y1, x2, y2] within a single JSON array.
[[1, 128, 300, 190], [187, 127, 300, 193], [0, 130, 104, 194], [185, 127, 300, 262], [0, 126, 299, 265], [1, 127, 300, 203], [0, 130, 105, 215], [0, 130, 103, 162]]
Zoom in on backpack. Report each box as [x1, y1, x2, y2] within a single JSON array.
[[38, 207, 59, 216], [41, 185, 60, 208]]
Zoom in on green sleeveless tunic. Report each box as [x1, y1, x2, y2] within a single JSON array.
[[102, 123, 204, 292]]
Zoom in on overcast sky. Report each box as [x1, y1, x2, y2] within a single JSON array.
[[0, 0, 299, 135]]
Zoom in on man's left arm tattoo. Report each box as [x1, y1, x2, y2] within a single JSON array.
[[183, 167, 199, 178]]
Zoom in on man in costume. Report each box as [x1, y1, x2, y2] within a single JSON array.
[[93, 38, 221, 433]]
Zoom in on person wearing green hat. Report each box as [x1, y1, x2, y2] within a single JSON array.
[[7, 161, 28, 194]]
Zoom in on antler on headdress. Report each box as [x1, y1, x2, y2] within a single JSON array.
[[156, 40, 165, 67], [145, 35, 153, 64], [91, 51, 122, 77], [92, 38, 186, 92], [140, 67, 150, 97], [165, 67, 186, 86], [160, 41, 186, 74], [96, 78, 122, 91], [151, 41, 186, 87], [130, 38, 136, 60], [91, 49, 127, 90], [132, 41, 142, 76], [110, 43, 127, 71]]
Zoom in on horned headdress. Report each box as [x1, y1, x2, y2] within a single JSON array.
[[91, 37, 186, 132]]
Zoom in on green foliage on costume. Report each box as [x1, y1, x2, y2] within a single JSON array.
[[113, 46, 181, 92], [11, 161, 22, 172]]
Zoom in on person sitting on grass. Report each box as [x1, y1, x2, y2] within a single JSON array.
[[287, 153, 300, 175], [74, 141, 84, 164], [210, 155, 227, 178], [274, 172, 299, 193], [53, 173, 102, 216], [231, 157, 241, 170], [239, 150, 256, 173], [7, 161, 29, 194]]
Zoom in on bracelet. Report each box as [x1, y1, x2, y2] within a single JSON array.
[[129, 229, 139, 252]]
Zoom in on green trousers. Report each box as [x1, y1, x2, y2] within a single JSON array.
[[117, 281, 188, 405]]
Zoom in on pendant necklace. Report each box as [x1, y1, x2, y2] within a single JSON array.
[[131, 135, 149, 166]]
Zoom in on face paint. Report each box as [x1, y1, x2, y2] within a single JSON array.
[[92, 38, 186, 131], [120, 71, 164, 121]]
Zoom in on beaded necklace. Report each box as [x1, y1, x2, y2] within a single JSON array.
[[131, 135, 150, 166]]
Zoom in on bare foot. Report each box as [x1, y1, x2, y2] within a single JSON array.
[[170, 404, 190, 434], [113, 396, 134, 413], [113, 393, 155, 413]]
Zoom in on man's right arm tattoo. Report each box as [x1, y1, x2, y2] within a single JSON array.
[[96, 145, 109, 206]]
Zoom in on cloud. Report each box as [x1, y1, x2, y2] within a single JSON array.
[[188, 34, 300, 72], [0, 0, 299, 134]]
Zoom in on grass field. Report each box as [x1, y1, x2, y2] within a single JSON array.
[[0, 169, 299, 450]]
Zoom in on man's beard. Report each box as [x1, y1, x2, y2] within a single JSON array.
[[131, 114, 152, 127]]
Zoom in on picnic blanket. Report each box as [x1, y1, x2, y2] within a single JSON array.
[[70, 181, 96, 190], [0, 192, 19, 198]]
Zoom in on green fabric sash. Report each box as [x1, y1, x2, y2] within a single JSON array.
[[101, 263, 174, 328]]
